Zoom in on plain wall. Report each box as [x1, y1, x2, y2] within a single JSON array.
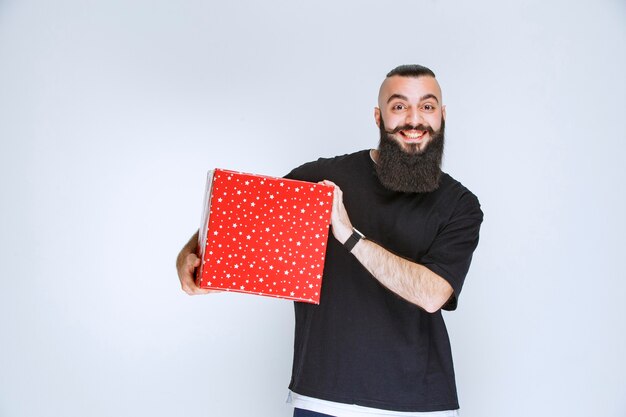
[[1, 0, 625, 416]]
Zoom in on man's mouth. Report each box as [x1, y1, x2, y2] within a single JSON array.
[[399, 129, 427, 142]]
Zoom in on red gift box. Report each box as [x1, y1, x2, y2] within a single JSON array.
[[195, 169, 334, 304]]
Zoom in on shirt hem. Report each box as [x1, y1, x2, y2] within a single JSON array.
[[289, 385, 460, 413]]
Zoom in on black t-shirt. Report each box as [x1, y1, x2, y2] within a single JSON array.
[[285, 150, 483, 412]]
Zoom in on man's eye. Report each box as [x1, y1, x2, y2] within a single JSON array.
[[392, 104, 405, 111], [423, 104, 435, 111]]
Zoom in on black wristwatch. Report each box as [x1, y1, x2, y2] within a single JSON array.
[[344, 227, 365, 252]]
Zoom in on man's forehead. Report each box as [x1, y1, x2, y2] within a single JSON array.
[[378, 75, 442, 106]]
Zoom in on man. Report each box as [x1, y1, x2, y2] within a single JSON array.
[[177, 65, 483, 417]]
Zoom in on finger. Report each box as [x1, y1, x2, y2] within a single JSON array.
[[181, 255, 216, 295], [321, 179, 337, 188], [181, 274, 212, 295], [320, 180, 341, 199], [188, 283, 219, 296], [185, 254, 200, 271], [190, 287, 213, 295]]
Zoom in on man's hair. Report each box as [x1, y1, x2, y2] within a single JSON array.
[[386, 64, 435, 78]]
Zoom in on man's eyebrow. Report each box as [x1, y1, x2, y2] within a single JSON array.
[[386, 94, 408, 103], [386, 93, 440, 104], [420, 94, 439, 103]]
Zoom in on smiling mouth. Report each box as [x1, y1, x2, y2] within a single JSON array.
[[399, 129, 427, 142]]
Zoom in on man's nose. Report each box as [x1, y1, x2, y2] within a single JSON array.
[[405, 108, 422, 126]]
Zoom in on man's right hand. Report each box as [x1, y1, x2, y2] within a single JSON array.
[[176, 231, 215, 295]]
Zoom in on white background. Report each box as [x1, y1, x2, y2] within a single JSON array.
[[1, 1, 625, 416]]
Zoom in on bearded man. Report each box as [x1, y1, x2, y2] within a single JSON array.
[[177, 65, 483, 417]]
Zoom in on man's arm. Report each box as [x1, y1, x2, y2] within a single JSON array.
[[350, 240, 453, 313], [176, 231, 214, 295], [322, 180, 453, 313]]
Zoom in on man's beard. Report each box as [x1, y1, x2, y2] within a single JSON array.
[[375, 117, 445, 193]]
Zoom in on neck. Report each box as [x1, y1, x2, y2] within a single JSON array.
[[370, 149, 380, 164]]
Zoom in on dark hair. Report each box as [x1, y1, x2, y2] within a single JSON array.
[[386, 64, 435, 78]]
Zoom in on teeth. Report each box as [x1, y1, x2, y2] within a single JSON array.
[[403, 130, 424, 139]]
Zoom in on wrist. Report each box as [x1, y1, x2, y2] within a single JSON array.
[[333, 223, 353, 245]]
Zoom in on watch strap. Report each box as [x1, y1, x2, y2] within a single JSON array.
[[344, 228, 365, 252]]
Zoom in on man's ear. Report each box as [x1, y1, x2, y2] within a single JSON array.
[[442, 105, 446, 121], [374, 107, 381, 128]]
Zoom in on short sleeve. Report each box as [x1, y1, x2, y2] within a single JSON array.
[[420, 191, 483, 311], [283, 159, 325, 183]]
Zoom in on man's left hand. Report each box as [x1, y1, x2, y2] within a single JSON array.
[[320, 180, 353, 245]]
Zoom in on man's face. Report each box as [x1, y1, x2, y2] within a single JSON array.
[[375, 75, 446, 154]]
